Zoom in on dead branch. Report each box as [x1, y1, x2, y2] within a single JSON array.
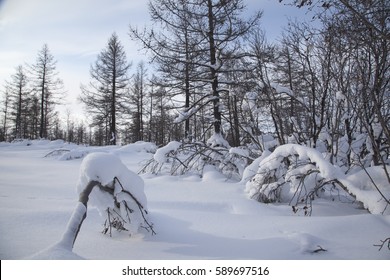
[[312, 245, 327, 253], [113, 177, 156, 235], [44, 149, 70, 158], [374, 237, 390, 251]]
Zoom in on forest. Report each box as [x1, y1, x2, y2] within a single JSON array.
[[1, 1, 389, 217]]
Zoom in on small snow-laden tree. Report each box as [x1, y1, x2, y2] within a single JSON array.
[[60, 152, 155, 250], [140, 140, 250, 180], [246, 144, 346, 215], [245, 144, 390, 215]]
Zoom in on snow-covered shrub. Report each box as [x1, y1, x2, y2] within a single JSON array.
[[140, 140, 250, 179], [76, 152, 154, 237], [59, 149, 90, 161], [117, 141, 157, 154], [246, 144, 354, 215], [342, 166, 390, 215], [207, 133, 230, 148], [246, 144, 390, 215]]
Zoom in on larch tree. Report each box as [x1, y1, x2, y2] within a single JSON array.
[[80, 33, 131, 145], [130, 0, 262, 146], [29, 44, 65, 139], [199, 0, 262, 146], [5, 65, 30, 139], [128, 61, 148, 142], [0, 85, 11, 141], [130, 0, 204, 142]]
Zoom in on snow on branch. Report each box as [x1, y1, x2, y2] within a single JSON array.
[[58, 152, 155, 252], [140, 141, 250, 179], [76, 152, 154, 236], [246, 144, 390, 215], [173, 93, 214, 124]]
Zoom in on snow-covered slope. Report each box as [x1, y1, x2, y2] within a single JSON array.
[[0, 140, 389, 259]]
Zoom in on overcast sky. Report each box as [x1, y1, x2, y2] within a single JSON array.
[[0, 0, 310, 120]]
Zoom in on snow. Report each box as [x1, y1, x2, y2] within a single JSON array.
[[153, 141, 182, 164], [245, 144, 390, 215], [341, 166, 390, 215], [207, 133, 230, 148], [0, 140, 389, 260], [77, 152, 151, 236], [174, 107, 198, 123]]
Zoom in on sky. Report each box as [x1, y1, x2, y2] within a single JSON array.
[[0, 0, 311, 121]]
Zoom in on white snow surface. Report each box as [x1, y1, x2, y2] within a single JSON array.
[[0, 140, 389, 260]]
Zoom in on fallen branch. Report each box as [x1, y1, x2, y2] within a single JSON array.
[[374, 237, 390, 251], [44, 149, 70, 158], [312, 245, 327, 253]]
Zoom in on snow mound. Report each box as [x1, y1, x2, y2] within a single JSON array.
[[118, 141, 157, 154], [343, 166, 390, 215], [287, 232, 328, 255], [28, 242, 84, 260], [58, 148, 90, 161]]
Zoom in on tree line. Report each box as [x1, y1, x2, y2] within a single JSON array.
[[1, 0, 389, 173], [1, 44, 65, 141]]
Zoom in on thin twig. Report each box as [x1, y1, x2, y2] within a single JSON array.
[[374, 237, 390, 251]]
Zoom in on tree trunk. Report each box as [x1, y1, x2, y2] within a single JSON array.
[[207, 0, 221, 135], [59, 180, 99, 250]]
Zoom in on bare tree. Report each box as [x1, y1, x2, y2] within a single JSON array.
[[0, 85, 11, 141], [4, 65, 31, 139], [131, 0, 262, 146], [80, 33, 131, 145], [279, 0, 389, 40], [29, 44, 65, 139], [126, 61, 148, 142], [130, 0, 206, 142]]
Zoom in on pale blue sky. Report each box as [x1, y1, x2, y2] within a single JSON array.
[[0, 0, 310, 120]]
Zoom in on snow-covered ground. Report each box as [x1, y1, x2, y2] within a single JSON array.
[[0, 140, 389, 260]]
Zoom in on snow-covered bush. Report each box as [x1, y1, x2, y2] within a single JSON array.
[[246, 144, 390, 215], [58, 152, 154, 251], [76, 152, 154, 236], [140, 140, 250, 179], [246, 144, 344, 214]]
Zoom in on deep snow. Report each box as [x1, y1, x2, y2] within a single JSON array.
[[0, 140, 389, 260]]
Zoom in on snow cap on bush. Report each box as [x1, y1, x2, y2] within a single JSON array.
[[77, 152, 147, 217]]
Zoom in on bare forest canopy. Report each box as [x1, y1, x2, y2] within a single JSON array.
[[1, 0, 389, 160]]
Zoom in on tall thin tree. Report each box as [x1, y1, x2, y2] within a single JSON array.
[[6, 65, 30, 139], [30, 44, 64, 139], [80, 33, 131, 145]]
